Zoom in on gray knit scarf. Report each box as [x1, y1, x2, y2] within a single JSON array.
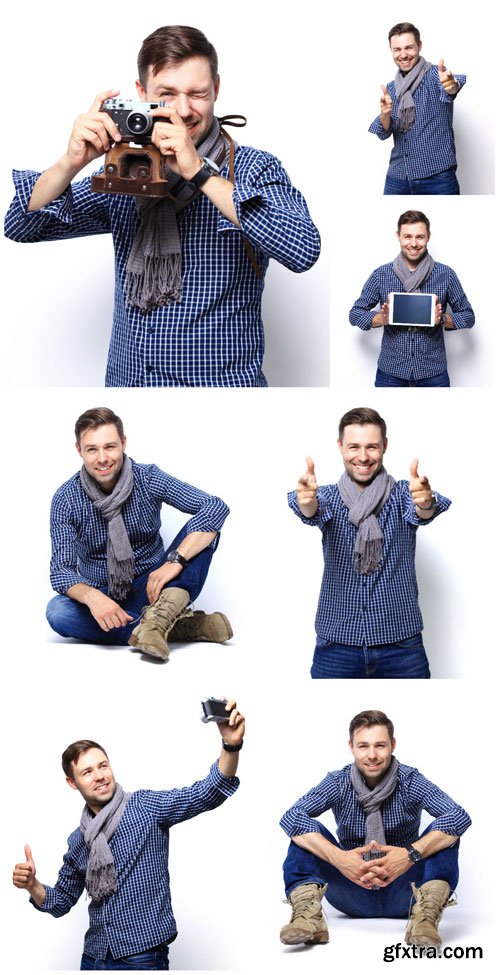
[[350, 757, 399, 860], [337, 467, 396, 575], [394, 57, 432, 132], [393, 249, 435, 293], [80, 784, 130, 902], [79, 454, 135, 600], [125, 116, 230, 313]]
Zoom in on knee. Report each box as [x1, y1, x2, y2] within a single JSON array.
[[46, 595, 72, 636]]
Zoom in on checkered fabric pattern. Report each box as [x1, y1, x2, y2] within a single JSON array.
[[5, 146, 321, 386], [288, 480, 451, 645], [349, 261, 474, 379], [50, 459, 229, 592], [280, 762, 471, 847], [369, 64, 466, 180], [34, 763, 239, 959]]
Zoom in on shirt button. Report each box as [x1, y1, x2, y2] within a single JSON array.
[[146, 365, 153, 372]]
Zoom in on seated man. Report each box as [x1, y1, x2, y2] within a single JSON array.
[[280, 710, 470, 949], [13, 703, 244, 969], [349, 209, 474, 387], [47, 406, 231, 660], [4, 24, 321, 386], [369, 22, 465, 195]]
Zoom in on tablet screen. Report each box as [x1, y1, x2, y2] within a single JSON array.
[[389, 293, 436, 327]]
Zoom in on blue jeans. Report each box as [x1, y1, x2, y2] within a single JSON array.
[[311, 633, 431, 679], [46, 523, 213, 645], [81, 945, 169, 970], [383, 167, 460, 195], [283, 822, 459, 918], [375, 367, 450, 388]]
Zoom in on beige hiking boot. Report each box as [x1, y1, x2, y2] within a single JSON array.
[[169, 610, 233, 644], [280, 883, 329, 946], [128, 588, 191, 660], [405, 880, 455, 947]]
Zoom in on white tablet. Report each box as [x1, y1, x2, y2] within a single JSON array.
[[388, 292, 437, 328]]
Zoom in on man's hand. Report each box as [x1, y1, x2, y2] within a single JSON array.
[[149, 106, 203, 181], [65, 90, 122, 173], [379, 85, 393, 131], [218, 699, 245, 747], [409, 458, 435, 517], [438, 59, 459, 95], [85, 590, 133, 631], [13, 845, 37, 891], [146, 561, 184, 606], [358, 842, 412, 887], [332, 844, 386, 888], [372, 298, 390, 327], [297, 456, 318, 517]]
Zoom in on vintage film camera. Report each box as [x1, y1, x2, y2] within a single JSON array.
[[101, 97, 171, 143], [200, 698, 231, 724], [91, 97, 175, 198]]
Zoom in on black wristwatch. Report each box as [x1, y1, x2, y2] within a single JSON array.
[[165, 549, 188, 568], [189, 156, 221, 189], [407, 845, 423, 863]]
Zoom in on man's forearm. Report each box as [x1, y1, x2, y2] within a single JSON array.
[[65, 582, 99, 605], [217, 748, 240, 777], [202, 176, 239, 226], [380, 113, 392, 132], [291, 831, 340, 867], [297, 500, 319, 519], [175, 530, 218, 560], [412, 830, 458, 858], [29, 879, 47, 907], [27, 155, 82, 211]]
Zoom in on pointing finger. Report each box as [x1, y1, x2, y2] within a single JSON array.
[[410, 458, 419, 480], [438, 58, 445, 73]]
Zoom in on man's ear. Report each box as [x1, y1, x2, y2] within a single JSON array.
[[66, 776, 78, 792], [136, 78, 147, 102]]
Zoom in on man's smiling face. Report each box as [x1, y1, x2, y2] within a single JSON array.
[[337, 423, 387, 489], [76, 423, 126, 493]]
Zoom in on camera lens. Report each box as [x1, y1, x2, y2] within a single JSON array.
[[126, 111, 152, 136]]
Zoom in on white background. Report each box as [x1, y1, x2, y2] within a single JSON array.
[[1, 0, 498, 971]]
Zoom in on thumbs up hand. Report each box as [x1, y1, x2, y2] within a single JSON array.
[[297, 456, 319, 517], [13, 845, 37, 891], [409, 458, 436, 518]]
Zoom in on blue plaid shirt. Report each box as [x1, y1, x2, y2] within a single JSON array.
[[5, 146, 320, 387], [288, 480, 451, 645], [368, 64, 466, 180], [349, 261, 474, 380], [280, 762, 471, 848], [50, 459, 229, 593], [32, 762, 239, 960]]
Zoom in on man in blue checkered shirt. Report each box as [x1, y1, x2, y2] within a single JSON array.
[[288, 407, 451, 679], [13, 708, 244, 969], [280, 709, 470, 950], [47, 406, 232, 660], [369, 22, 465, 195], [4, 25, 320, 387], [349, 210, 474, 386]]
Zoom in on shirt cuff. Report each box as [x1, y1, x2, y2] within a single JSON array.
[[12, 169, 73, 223]]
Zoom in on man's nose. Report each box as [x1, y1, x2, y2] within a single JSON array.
[[358, 448, 368, 461], [175, 93, 192, 117], [97, 449, 107, 463]]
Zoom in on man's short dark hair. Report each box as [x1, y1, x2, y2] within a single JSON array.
[[388, 22, 421, 46], [137, 25, 219, 89], [349, 710, 395, 743], [62, 740, 108, 779], [338, 407, 387, 443], [74, 407, 125, 443], [397, 210, 431, 235]]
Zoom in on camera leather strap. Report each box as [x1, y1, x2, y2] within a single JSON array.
[[218, 116, 263, 280]]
